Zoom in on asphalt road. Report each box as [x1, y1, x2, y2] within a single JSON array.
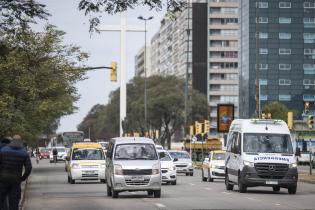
[[24, 159, 315, 210]]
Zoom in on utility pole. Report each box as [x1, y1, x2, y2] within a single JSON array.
[[185, 0, 191, 137]]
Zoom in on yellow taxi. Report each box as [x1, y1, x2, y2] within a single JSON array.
[[66, 142, 106, 184], [202, 150, 225, 182]]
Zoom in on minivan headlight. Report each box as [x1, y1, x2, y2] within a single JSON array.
[[114, 164, 123, 175], [71, 163, 80, 169], [243, 160, 255, 167], [289, 163, 297, 168], [168, 166, 176, 171], [152, 163, 160, 175]]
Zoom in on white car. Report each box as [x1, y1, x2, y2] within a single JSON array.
[[202, 150, 225, 182], [158, 150, 177, 185], [49, 147, 67, 163], [169, 150, 194, 176]]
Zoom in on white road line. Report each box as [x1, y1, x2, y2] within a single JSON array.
[[274, 203, 281, 206], [221, 192, 232, 195], [204, 187, 212, 191], [154, 203, 166, 209], [245, 197, 258, 201], [189, 183, 195, 186]]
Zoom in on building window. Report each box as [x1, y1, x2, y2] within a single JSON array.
[[304, 18, 315, 28], [279, 95, 291, 101], [279, 79, 291, 85], [256, 63, 268, 70], [259, 32, 268, 39], [279, 63, 291, 70], [260, 48, 268, 54], [279, 32, 291, 39], [256, 17, 268, 23], [303, 64, 315, 74], [304, 49, 315, 59], [257, 2, 268, 8], [303, 95, 315, 102], [303, 79, 315, 85], [303, 33, 315, 43], [260, 95, 268, 101], [304, 2, 315, 8], [259, 79, 268, 85], [279, 48, 291, 55], [279, 2, 291, 8], [279, 17, 291, 24]]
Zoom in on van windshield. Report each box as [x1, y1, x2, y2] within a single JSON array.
[[243, 133, 293, 154], [169, 152, 190, 159], [212, 153, 225, 160], [72, 148, 104, 160], [114, 144, 158, 160]]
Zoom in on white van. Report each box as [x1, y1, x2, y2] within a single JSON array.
[[225, 119, 299, 194]]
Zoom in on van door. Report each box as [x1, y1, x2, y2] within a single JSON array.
[[225, 132, 235, 182], [229, 132, 241, 183], [106, 141, 114, 185]]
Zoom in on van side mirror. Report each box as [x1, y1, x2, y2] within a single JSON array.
[[295, 147, 301, 157], [173, 157, 178, 162]]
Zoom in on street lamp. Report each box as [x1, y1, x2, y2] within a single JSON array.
[[138, 15, 153, 136]]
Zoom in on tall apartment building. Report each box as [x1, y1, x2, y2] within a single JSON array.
[[239, 0, 315, 118], [208, 0, 240, 132], [135, 46, 151, 77]]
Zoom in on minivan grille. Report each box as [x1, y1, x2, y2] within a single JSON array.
[[125, 177, 150, 186], [123, 169, 152, 175], [254, 163, 289, 179]]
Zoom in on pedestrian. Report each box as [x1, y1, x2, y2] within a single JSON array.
[[0, 134, 32, 210], [0, 137, 12, 210], [52, 147, 58, 164]]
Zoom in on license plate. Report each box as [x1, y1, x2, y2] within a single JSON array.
[[85, 171, 96, 174], [131, 176, 144, 181], [266, 181, 278, 185]]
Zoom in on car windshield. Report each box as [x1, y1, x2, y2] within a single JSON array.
[[57, 148, 65, 152], [114, 143, 158, 160], [72, 148, 104, 160], [243, 133, 293, 154], [158, 151, 172, 161], [212, 153, 225, 160], [169, 152, 190, 159]]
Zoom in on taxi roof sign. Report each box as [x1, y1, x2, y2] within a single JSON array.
[[72, 142, 102, 149]]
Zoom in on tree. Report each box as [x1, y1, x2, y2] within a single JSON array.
[[78, 0, 186, 32], [262, 101, 297, 122], [0, 25, 88, 142]]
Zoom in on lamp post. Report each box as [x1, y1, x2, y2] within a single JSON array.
[[138, 16, 153, 136]]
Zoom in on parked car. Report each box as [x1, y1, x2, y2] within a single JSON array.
[[157, 149, 177, 185], [105, 137, 161, 198], [39, 148, 50, 159], [202, 150, 225, 182], [66, 142, 106, 184], [169, 150, 194, 176], [49, 147, 67, 163]]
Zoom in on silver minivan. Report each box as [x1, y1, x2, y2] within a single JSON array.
[[105, 137, 162, 198]]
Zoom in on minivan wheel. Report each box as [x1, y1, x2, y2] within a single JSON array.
[[148, 191, 154, 196], [111, 188, 119, 198], [186, 173, 189, 176], [288, 185, 297, 194], [107, 184, 112, 197], [190, 172, 193, 176], [70, 177, 75, 184], [238, 175, 247, 193], [273, 186, 280, 192], [207, 169, 214, 182], [225, 173, 234, 191], [101, 179, 106, 183], [171, 180, 177, 185], [202, 169, 207, 182], [154, 190, 161, 198]]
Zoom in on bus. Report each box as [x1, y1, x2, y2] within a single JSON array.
[[50, 131, 85, 148]]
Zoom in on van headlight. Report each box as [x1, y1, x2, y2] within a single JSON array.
[[289, 163, 297, 168], [152, 163, 160, 175], [100, 163, 106, 168], [71, 163, 80, 169], [188, 162, 192, 167], [114, 164, 123, 175], [243, 160, 255, 167], [168, 166, 176, 171]]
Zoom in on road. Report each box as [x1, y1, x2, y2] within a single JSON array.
[[25, 159, 315, 210]]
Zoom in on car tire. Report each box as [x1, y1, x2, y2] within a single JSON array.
[[273, 186, 280, 192], [225, 172, 234, 191], [171, 180, 177, 185], [154, 190, 161, 198], [107, 184, 112, 197], [288, 185, 297, 194], [190, 172, 193, 176], [238, 175, 247, 193], [101, 179, 106, 183], [207, 169, 214, 182], [70, 177, 75, 184], [67, 176, 70, 183], [148, 191, 154, 196], [202, 169, 207, 182], [186, 173, 189, 176]]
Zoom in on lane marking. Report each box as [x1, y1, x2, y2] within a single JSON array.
[[245, 197, 258, 201], [274, 203, 281, 206], [154, 203, 166, 209], [221, 192, 232, 195], [189, 183, 195, 186], [204, 187, 212, 191]]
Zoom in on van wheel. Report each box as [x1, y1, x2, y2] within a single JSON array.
[[67, 176, 70, 183], [186, 173, 189, 176], [238, 175, 247, 193], [70, 177, 75, 184], [148, 191, 154, 196], [225, 173, 234, 191], [202, 169, 207, 181], [107, 184, 112, 197], [207, 169, 213, 182], [112, 188, 119, 198], [154, 190, 161, 198], [190, 172, 193, 176], [273, 186, 280, 192], [288, 185, 297, 194], [101, 179, 106, 183]]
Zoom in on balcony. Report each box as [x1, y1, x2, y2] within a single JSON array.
[[208, 13, 239, 19], [208, 68, 238, 74], [209, 79, 238, 85], [208, 24, 239, 30], [208, 35, 238, 40], [209, 90, 238, 96], [209, 46, 238, 51], [209, 57, 238, 62]]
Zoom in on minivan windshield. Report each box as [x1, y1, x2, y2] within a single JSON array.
[[169, 152, 190, 159], [72, 148, 104, 160], [57, 148, 65, 152], [158, 151, 172, 161], [114, 144, 158, 160], [243, 133, 293, 154]]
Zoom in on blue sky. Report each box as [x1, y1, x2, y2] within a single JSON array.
[[35, 0, 165, 132]]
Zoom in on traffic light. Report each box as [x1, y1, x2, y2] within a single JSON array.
[[287, 112, 293, 130], [189, 125, 194, 136], [305, 101, 310, 113], [110, 61, 117, 82], [195, 121, 202, 134], [308, 115, 314, 129], [204, 120, 210, 134]]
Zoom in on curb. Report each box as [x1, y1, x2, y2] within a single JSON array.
[[299, 178, 315, 184]]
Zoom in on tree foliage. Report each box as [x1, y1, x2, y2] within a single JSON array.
[[262, 101, 297, 122], [78, 76, 209, 148], [0, 25, 88, 142], [78, 0, 186, 32]]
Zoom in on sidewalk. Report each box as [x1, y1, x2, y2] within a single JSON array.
[[299, 173, 315, 184]]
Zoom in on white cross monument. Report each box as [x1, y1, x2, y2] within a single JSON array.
[[98, 12, 145, 136]]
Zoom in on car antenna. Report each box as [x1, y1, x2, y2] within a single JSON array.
[[265, 123, 268, 130]]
